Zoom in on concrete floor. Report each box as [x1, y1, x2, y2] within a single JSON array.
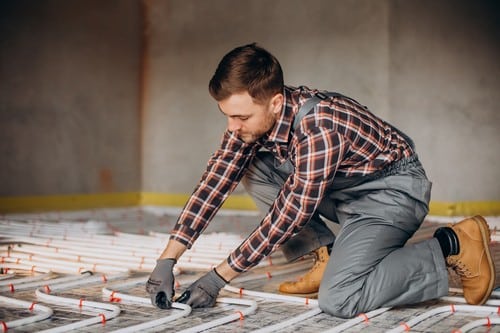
[[1, 207, 500, 332]]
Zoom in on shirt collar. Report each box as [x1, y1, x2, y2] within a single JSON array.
[[261, 86, 295, 144]]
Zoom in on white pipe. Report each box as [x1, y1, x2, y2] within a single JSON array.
[[321, 307, 391, 333], [1, 254, 129, 274], [441, 296, 500, 307], [101, 280, 192, 333], [385, 304, 500, 333], [2, 248, 156, 271], [0, 272, 52, 286], [102, 276, 258, 333], [0, 263, 50, 274], [0, 272, 92, 293], [0, 295, 53, 332], [0, 271, 15, 280], [224, 284, 318, 306], [33, 272, 129, 333], [36, 290, 120, 333], [457, 316, 500, 332], [176, 297, 258, 333], [252, 307, 323, 333]]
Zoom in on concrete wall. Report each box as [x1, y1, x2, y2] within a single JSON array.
[[0, 0, 142, 196], [389, 0, 500, 201], [143, 0, 391, 194], [1, 0, 499, 204], [143, 0, 500, 201]]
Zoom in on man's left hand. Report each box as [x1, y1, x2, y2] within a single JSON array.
[[176, 269, 227, 308]]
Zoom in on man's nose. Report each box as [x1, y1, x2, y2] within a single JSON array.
[[227, 118, 241, 132]]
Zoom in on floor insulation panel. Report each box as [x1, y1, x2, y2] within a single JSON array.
[[1, 207, 500, 332]]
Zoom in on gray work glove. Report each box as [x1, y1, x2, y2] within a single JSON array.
[[176, 269, 227, 308], [146, 258, 176, 309]]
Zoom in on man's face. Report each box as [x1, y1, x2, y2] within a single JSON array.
[[218, 91, 283, 143]]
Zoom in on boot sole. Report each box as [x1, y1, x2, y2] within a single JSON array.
[[277, 290, 318, 299], [472, 215, 496, 305]]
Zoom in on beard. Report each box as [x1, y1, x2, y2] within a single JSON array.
[[238, 110, 277, 143]]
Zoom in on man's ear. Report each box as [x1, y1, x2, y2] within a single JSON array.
[[270, 93, 284, 114]]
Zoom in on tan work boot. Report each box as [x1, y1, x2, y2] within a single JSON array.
[[278, 246, 329, 297], [447, 215, 495, 305]]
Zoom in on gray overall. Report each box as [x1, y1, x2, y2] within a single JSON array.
[[241, 94, 449, 318]]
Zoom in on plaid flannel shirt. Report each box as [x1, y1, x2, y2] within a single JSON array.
[[170, 85, 415, 272]]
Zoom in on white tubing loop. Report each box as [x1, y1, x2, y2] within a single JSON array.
[[457, 316, 500, 332], [385, 304, 500, 333], [252, 307, 323, 333], [320, 307, 391, 333], [3, 231, 270, 270], [101, 276, 256, 333], [33, 272, 129, 333], [0, 272, 92, 293], [217, 260, 319, 333], [176, 297, 258, 333], [101, 278, 192, 333], [0, 294, 54, 331], [0, 271, 52, 286], [1, 253, 129, 274], [2, 246, 156, 272], [0, 271, 15, 280], [0, 263, 50, 274], [224, 284, 318, 306]]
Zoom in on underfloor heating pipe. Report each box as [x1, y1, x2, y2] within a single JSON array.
[[176, 297, 258, 333], [1, 246, 157, 272], [3, 235, 288, 273], [456, 316, 500, 333], [1, 253, 129, 274], [0, 295, 53, 332], [0, 272, 94, 293], [2, 229, 243, 255], [251, 307, 323, 333], [102, 260, 314, 332], [224, 284, 318, 306], [102, 277, 257, 333], [1, 231, 263, 267], [35, 289, 120, 333], [0, 271, 15, 280], [0, 263, 50, 274], [102, 278, 192, 333], [320, 307, 391, 333], [5, 237, 233, 266], [1, 223, 286, 266], [0, 272, 52, 287], [34, 272, 129, 333], [385, 304, 500, 333], [441, 292, 500, 331]]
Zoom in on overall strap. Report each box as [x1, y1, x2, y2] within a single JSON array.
[[292, 91, 415, 149], [293, 91, 345, 130]]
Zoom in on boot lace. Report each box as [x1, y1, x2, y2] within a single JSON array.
[[448, 258, 473, 278]]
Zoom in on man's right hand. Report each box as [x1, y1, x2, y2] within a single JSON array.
[[146, 258, 176, 309]]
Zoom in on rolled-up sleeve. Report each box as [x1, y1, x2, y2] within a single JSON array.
[[170, 130, 258, 248]]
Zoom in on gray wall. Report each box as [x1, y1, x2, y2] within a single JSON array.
[[143, 0, 500, 202], [389, 1, 500, 201], [0, 0, 142, 196], [1, 0, 499, 204]]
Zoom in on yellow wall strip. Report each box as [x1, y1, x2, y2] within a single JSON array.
[[0, 192, 498, 216]]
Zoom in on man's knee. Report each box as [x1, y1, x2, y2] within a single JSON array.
[[318, 283, 362, 319]]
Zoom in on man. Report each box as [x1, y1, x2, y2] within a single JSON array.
[[146, 43, 495, 318]]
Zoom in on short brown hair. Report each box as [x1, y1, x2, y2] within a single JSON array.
[[209, 43, 284, 104]]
